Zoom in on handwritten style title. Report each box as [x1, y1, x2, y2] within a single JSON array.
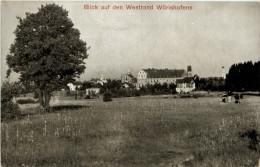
[[83, 4, 193, 10]]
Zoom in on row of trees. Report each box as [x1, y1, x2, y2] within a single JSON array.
[[139, 83, 177, 95], [226, 61, 260, 91], [78, 80, 177, 97], [83, 80, 140, 97], [79, 79, 124, 92], [193, 61, 260, 92], [194, 77, 226, 91]]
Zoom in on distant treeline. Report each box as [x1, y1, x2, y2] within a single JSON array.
[[80, 80, 176, 97], [194, 77, 225, 91], [139, 83, 177, 95], [76, 60, 260, 96], [14, 61, 260, 98], [225, 61, 260, 91]]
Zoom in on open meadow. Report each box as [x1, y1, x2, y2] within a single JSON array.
[[1, 95, 260, 167]]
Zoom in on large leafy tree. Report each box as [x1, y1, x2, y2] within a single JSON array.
[[6, 4, 88, 108]]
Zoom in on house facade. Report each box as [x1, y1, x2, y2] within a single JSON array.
[[86, 88, 100, 96], [89, 74, 107, 86], [121, 73, 137, 84], [176, 77, 195, 93], [67, 81, 83, 91], [136, 68, 188, 89]]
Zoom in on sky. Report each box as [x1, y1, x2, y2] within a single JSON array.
[[1, 1, 260, 82]]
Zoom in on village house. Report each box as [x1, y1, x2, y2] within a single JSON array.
[[121, 71, 137, 84], [67, 81, 83, 91], [89, 74, 107, 86], [176, 77, 195, 93], [136, 66, 192, 89], [86, 87, 100, 97]]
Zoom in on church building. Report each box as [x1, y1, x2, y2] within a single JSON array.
[[136, 66, 192, 89]]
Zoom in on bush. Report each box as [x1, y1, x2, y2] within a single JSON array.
[[16, 98, 37, 104], [85, 95, 91, 99], [78, 91, 86, 98], [132, 90, 141, 96], [171, 89, 177, 94], [66, 90, 71, 96], [111, 93, 119, 98], [180, 94, 192, 98], [1, 100, 21, 122], [34, 91, 39, 98], [103, 91, 113, 102], [1, 82, 22, 122], [193, 95, 199, 99]]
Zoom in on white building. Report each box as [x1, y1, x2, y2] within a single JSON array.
[[86, 88, 100, 96], [136, 67, 189, 89], [90, 74, 107, 86], [176, 77, 195, 93], [67, 82, 83, 91], [121, 71, 137, 84]]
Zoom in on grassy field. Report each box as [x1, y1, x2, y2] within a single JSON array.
[[1, 95, 260, 167]]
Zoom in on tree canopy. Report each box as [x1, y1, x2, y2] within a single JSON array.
[[6, 4, 89, 108], [226, 61, 260, 91]]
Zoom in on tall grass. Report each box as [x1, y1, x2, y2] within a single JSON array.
[[1, 96, 259, 166]]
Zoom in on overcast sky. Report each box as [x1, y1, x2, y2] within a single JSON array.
[[1, 1, 260, 82]]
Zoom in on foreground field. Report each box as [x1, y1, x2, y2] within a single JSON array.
[[1, 96, 260, 167]]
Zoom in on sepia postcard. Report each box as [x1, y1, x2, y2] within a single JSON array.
[[1, 1, 260, 167]]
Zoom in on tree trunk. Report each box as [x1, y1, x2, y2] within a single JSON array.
[[44, 89, 51, 108], [38, 88, 51, 109], [38, 89, 45, 107]]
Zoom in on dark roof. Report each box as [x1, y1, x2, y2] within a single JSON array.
[[143, 69, 185, 78], [73, 81, 83, 85], [126, 74, 135, 78], [89, 78, 102, 82], [187, 66, 192, 72], [176, 77, 194, 84], [86, 87, 100, 89], [90, 78, 98, 82]]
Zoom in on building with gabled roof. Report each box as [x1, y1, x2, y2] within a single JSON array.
[[121, 72, 137, 84], [142, 69, 185, 78], [67, 81, 83, 91], [136, 67, 190, 89], [176, 77, 195, 93], [89, 74, 107, 86]]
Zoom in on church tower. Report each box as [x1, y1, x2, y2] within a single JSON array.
[[187, 65, 192, 77], [222, 66, 226, 79]]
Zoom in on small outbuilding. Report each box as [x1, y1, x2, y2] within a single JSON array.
[[86, 88, 100, 98]]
